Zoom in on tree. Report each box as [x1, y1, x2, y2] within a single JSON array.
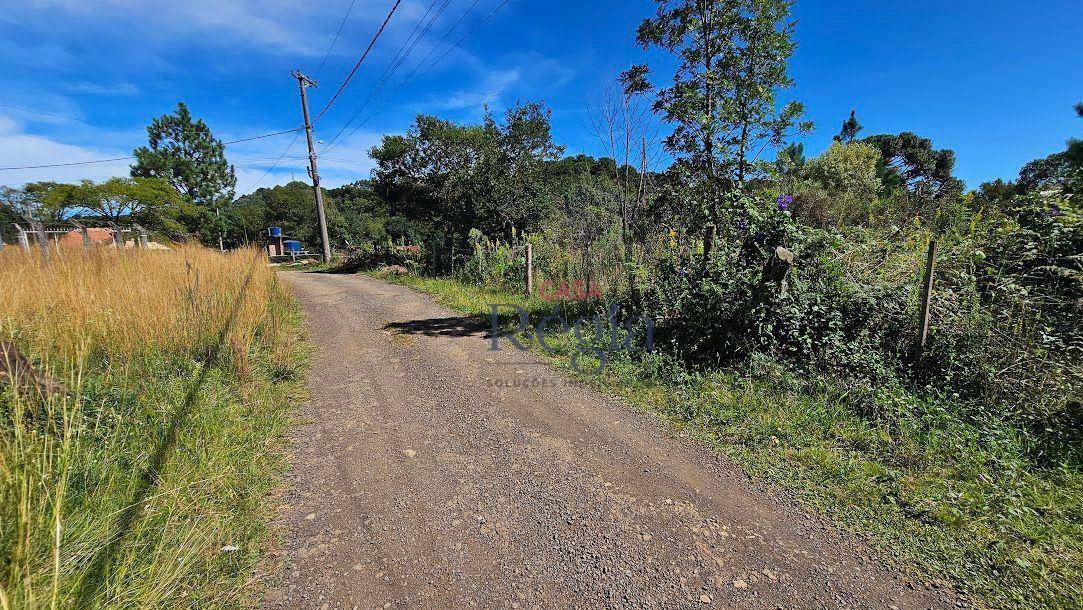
[[799, 141, 882, 226], [132, 102, 236, 246], [807, 141, 881, 200], [231, 181, 321, 248], [973, 178, 1017, 209], [0, 182, 75, 223], [87, 178, 186, 225], [862, 132, 964, 200], [774, 141, 805, 176], [622, 0, 812, 224], [1018, 152, 1072, 193], [1067, 102, 1083, 198], [833, 109, 863, 143], [587, 78, 661, 253], [370, 103, 561, 247]]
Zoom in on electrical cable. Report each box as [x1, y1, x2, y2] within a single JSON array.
[[0, 127, 303, 172], [311, 0, 405, 124], [323, 0, 511, 156], [318, 0, 451, 153], [314, 0, 359, 77], [238, 131, 305, 194], [0, 103, 92, 124]]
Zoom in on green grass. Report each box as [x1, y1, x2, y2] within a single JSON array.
[[372, 269, 1083, 610], [0, 249, 308, 609]]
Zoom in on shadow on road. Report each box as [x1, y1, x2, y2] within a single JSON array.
[[384, 315, 490, 338]]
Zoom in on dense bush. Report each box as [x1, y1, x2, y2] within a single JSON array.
[[455, 228, 526, 288], [626, 186, 1082, 465]]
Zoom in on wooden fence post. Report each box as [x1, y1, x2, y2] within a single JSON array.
[[109, 223, 124, 249], [134, 223, 149, 249], [759, 246, 794, 295], [14, 224, 30, 252], [29, 220, 50, 264], [702, 224, 716, 268], [525, 242, 533, 299], [71, 219, 90, 250], [914, 238, 938, 363]]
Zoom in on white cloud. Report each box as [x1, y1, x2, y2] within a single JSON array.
[[65, 82, 140, 96], [0, 128, 133, 187], [435, 68, 520, 111], [17, 0, 426, 58]]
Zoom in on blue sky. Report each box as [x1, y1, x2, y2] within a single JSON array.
[[0, 0, 1079, 193]]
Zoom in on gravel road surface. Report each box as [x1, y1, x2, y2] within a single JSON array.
[[265, 272, 959, 610]]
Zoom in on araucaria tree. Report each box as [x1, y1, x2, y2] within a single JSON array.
[[623, 0, 812, 225], [132, 102, 236, 246]]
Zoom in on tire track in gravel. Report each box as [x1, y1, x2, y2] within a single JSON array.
[[265, 272, 962, 610]]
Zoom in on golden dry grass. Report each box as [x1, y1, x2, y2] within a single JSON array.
[[0, 245, 280, 365], [0, 245, 304, 609]]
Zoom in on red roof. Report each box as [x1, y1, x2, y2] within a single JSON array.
[[59, 228, 115, 246]]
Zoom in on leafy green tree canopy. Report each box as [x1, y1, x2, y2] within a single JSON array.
[[622, 0, 812, 222], [863, 132, 964, 200], [370, 101, 562, 238]]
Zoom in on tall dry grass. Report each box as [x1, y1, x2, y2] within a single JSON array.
[[0, 245, 303, 609], [1, 245, 280, 365]]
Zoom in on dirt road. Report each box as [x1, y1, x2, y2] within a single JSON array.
[[266, 272, 957, 609]]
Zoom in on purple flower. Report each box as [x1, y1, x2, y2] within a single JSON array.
[[776, 194, 793, 211], [736, 219, 748, 231], [679, 267, 687, 276], [1050, 205, 1063, 217]]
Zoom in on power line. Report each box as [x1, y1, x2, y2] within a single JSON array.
[[311, 0, 405, 125], [223, 128, 304, 145], [0, 127, 303, 172], [415, 0, 513, 82], [238, 131, 305, 194], [322, 0, 482, 154], [0, 103, 92, 124], [324, 0, 512, 156], [314, 0, 359, 77], [319, 0, 451, 153], [369, 0, 449, 99], [0, 156, 135, 171]]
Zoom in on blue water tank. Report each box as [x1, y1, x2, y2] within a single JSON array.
[[268, 226, 283, 237], [283, 240, 302, 253]]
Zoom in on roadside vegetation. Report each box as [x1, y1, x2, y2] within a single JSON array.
[[0, 246, 305, 608], [374, 270, 1081, 610], [1, 0, 1079, 607], [338, 2, 1083, 606]]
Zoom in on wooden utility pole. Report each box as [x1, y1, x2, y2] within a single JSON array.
[[914, 238, 938, 363], [525, 242, 533, 299], [292, 70, 332, 264], [701, 224, 716, 268]]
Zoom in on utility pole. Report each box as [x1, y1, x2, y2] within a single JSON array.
[[292, 69, 332, 264]]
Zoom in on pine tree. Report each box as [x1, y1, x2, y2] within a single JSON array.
[[132, 102, 236, 246], [833, 110, 863, 143]]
